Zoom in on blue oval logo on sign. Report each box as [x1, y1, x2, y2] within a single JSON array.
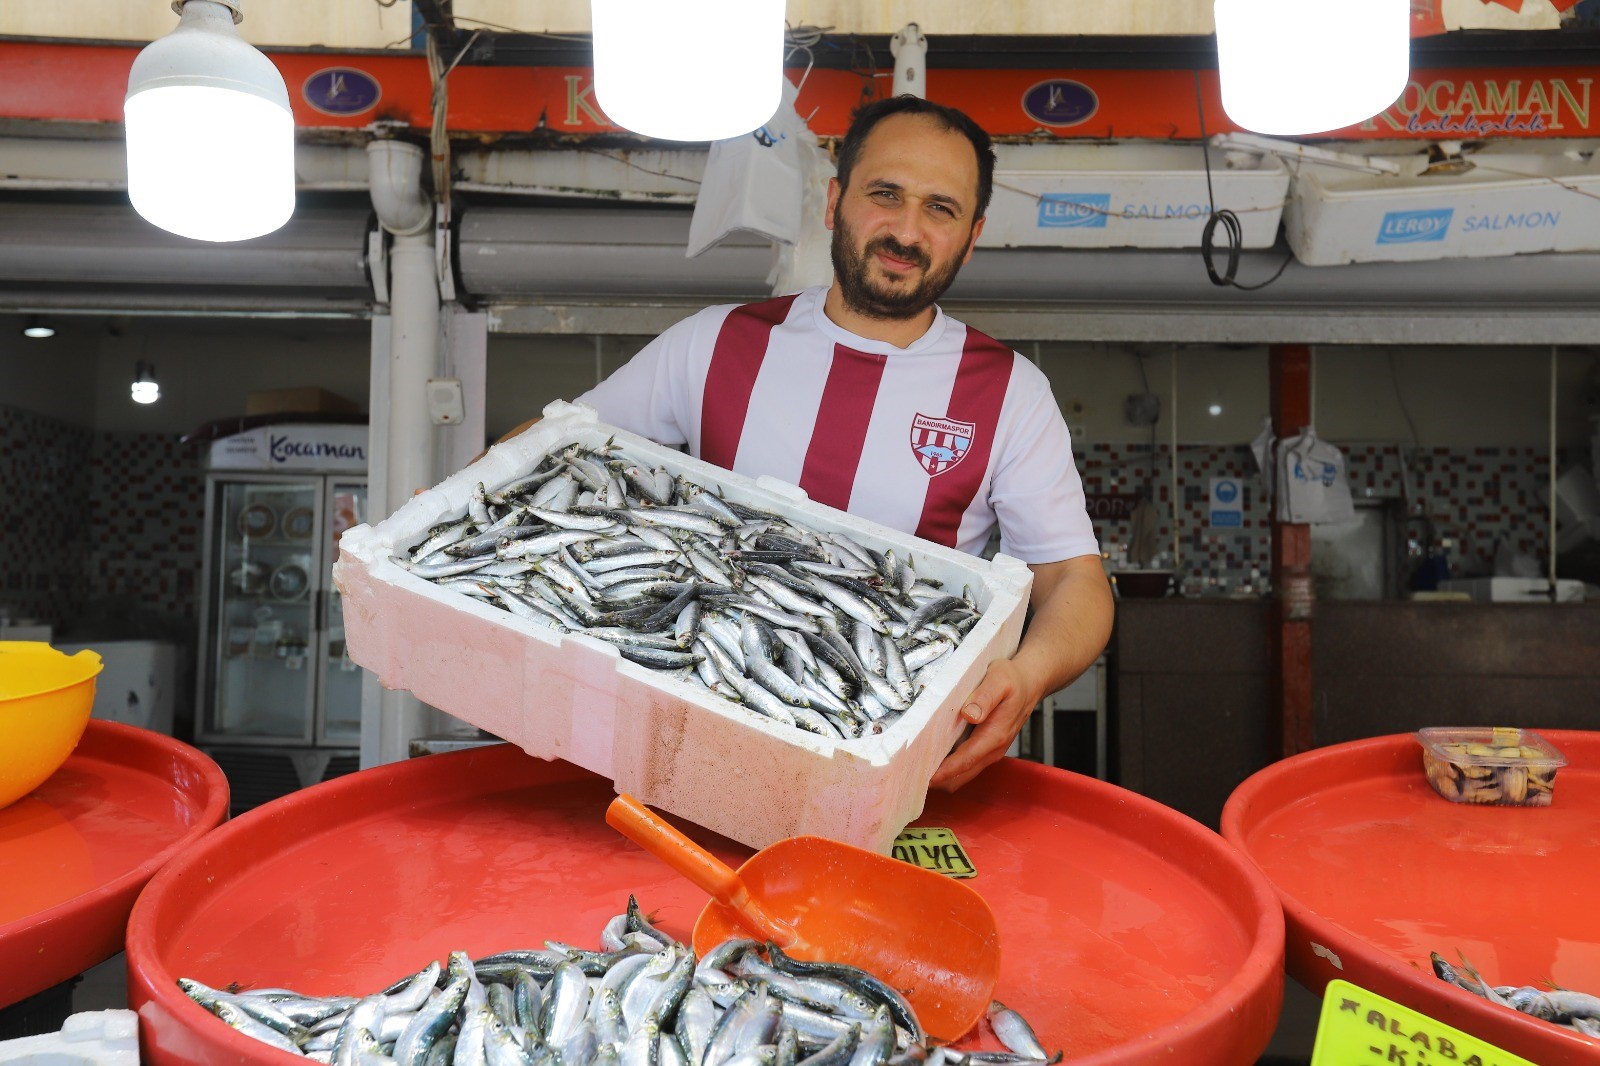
[[303, 68, 382, 117], [1021, 79, 1098, 128]]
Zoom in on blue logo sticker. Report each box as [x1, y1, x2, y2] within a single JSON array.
[[1214, 480, 1239, 504], [1038, 193, 1111, 229], [1377, 208, 1453, 245], [303, 68, 382, 117], [1021, 80, 1099, 128]]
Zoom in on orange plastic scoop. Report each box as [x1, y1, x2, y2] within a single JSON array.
[[605, 794, 1001, 1043]]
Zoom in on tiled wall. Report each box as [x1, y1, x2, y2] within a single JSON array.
[[1, 405, 204, 630], [84, 429, 206, 624], [1079, 441, 1573, 593], [0, 407, 95, 624], [0, 403, 1579, 628]]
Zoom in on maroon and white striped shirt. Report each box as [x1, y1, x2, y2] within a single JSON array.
[[576, 287, 1098, 563]]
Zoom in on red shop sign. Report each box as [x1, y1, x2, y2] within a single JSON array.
[[1, 41, 1591, 141]]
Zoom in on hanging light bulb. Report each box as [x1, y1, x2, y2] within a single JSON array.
[[21, 315, 56, 339], [1213, 0, 1410, 136], [124, 0, 295, 242], [591, 0, 786, 142], [131, 361, 161, 405]]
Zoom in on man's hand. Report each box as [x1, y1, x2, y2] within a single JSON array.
[[927, 554, 1114, 792], [926, 657, 1038, 791]]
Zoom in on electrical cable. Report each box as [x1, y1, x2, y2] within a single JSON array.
[[1193, 71, 1295, 291], [784, 23, 829, 49], [576, 148, 702, 185], [844, 34, 889, 106], [1386, 350, 1422, 449]]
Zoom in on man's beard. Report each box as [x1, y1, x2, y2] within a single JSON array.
[[830, 207, 970, 321]]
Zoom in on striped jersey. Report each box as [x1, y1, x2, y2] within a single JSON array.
[[576, 286, 1099, 564]]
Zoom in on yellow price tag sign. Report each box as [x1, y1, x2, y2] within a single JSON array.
[[1312, 979, 1538, 1066], [890, 827, 976, 879]]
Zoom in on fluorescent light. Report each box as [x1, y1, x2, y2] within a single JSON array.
[[124, 1, 295, 242], [1214, 0, 1410, 136], [132, 361, 161, 404], [592, 0, 786, 142]]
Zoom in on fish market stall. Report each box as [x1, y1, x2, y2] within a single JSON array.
[[125, 743, 1285, 1065], [1222, 729, 1600, 1064], [0, 720, 229, 1010]]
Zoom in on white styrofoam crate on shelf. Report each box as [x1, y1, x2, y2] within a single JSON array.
[[335, 402, 1032, 853], [1284, 138, 1600, 265], [1437, 577, 1585, 603], [980, 140, 1289, 249], [0, 1011, 139, 1065]]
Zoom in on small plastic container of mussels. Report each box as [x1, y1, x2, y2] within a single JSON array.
[[1415, 726, 1568, 806]]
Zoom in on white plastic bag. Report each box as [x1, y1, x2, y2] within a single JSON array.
[[687, 78, 810, 256], [767, 120, 836, 295], [1276, 427, 1355, 524]]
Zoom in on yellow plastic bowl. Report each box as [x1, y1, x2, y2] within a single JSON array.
[[0, 641, 103, 809]]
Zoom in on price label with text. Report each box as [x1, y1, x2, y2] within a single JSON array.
[[1312, 979, 1537, 1066], [891, 827, 976, 879]]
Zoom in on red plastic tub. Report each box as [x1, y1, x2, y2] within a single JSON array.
[[127, 748, 1283, 1066], [1223, 729, 1600, 1064], [0, 719, 228, 1007]]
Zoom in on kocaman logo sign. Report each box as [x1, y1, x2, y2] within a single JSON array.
[[269, 434, 367, 465], [1360, 75, 1591, 135]]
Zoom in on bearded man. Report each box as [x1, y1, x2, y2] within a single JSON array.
[[519, 96, 1113, 789]]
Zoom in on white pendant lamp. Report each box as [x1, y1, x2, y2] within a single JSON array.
[[591, 0, 786, 142], [1214, 0, 1410, 136], [125, 0, 295, 242], [131, 361, 161, 405]]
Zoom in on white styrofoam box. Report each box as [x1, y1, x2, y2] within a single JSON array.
[[0, 1010, 139, 1065], [1548, 465, 1600, 554], [1284, 138, 1600, 265], [980, 140, 1289, 249], [1437, 577, 1585, 603], [335, 402, 1032, 853], [53, 641, 177, 735]]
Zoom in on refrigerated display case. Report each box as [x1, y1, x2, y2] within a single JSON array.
[[195, 424, 367, 812]]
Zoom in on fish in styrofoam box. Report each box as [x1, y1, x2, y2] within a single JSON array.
[[334, 401, 1032, 852]]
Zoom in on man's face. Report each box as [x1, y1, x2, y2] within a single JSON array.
[[827, 113, 986, 321]]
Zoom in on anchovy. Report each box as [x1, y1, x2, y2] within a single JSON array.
[[765, 946, 923, 1049], [984, 1002, 1051, 1061], [1430, 950, 1600, 1037], [182, 900, 1061, 1066], [391, 443, 982, 744]]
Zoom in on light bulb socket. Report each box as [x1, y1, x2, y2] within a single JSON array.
[[172, 0, 243, 24]]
